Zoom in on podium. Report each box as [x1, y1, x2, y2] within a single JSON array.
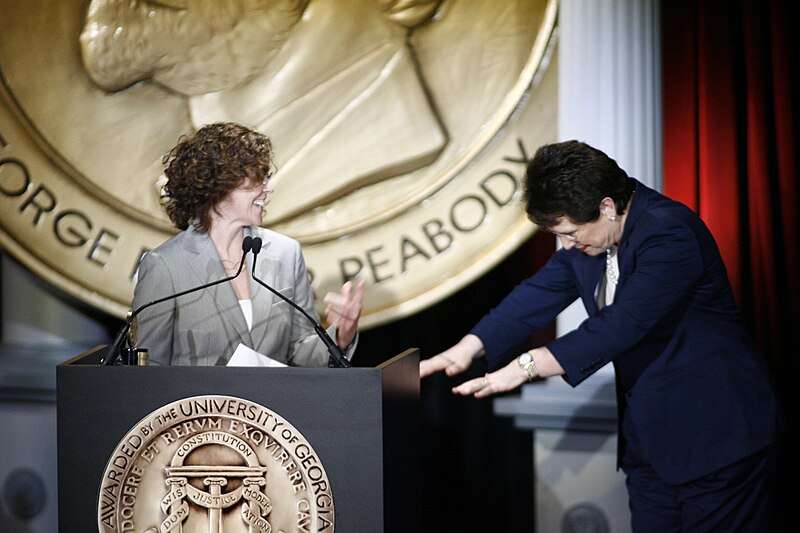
[[57, 348, 419, 532]]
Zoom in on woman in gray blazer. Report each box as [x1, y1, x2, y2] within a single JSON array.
[[132, 122, 363, 366]]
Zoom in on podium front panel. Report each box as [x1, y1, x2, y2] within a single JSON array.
[[57, 365, 385, 532]]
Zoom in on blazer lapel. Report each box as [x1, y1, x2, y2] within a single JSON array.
[[616, 179, 649, 284], [185, 228, 254, 347], [579, 253, 606, 316], [574, 179, 650, 316], [249, 230, 277, 352]]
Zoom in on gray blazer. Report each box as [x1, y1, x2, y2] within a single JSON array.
[[131, 226, 347, 366]]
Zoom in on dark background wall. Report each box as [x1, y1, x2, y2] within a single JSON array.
[[356, 229, 555, 532]]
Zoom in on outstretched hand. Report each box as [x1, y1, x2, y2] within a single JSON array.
[[419, 334, 485, 378], [450, 347, 563, 398], [451, 358, 529, 398], [323, 279, 365, 349]]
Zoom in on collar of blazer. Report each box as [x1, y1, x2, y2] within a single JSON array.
[[180, 225, 277, 349], [617, 179, 648, 257], [181, 225, 273, 265], [578, 179, 650, 314]]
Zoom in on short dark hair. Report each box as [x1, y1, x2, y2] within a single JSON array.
[[524, 140, 634, 226], [161, 122, 273, 231]]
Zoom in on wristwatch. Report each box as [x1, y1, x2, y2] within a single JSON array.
[[517, 351, 539, 381]]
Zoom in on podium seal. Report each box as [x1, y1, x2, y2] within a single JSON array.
[[97, 395, 334, 533]]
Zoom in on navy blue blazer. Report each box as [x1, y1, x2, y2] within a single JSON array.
[[471, 180, 781, 484]]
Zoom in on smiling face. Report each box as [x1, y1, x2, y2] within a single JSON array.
[[213, 173, 275, 228]]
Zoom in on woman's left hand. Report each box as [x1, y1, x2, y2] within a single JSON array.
[[452, 358, 529, 398], [324, 280, 365, 349]]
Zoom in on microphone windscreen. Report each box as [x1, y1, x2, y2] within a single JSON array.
[[252, 237, 262, 254], [242, 236, 253, 252]]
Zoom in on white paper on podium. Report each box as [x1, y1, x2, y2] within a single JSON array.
[[227, 343, 287, 367]]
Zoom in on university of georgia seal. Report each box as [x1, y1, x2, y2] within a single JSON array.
[[97, 395, 334, 533]]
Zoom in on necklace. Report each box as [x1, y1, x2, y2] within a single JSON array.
[[606, 246, 619, 285], [221, 258, 240, 273]]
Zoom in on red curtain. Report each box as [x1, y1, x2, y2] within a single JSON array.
[[662, 1, 798, 523], [662, 0, 799, 371]]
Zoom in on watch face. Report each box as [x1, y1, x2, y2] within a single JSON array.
[[519, 353, 532, 365]]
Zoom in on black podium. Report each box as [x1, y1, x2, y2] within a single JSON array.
[[57, 348, 419, 532]]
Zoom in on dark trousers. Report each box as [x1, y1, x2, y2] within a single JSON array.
[[621, 420, 777, 532]]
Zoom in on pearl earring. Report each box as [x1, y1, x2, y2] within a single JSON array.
[[609, 215, 616, 221]]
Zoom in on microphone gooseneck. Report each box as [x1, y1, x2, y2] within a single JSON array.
[[102, 236, 254, 365], [249, 237, 350, 368]]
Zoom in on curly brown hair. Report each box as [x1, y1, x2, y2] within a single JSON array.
[[161, 122, 273, 231]]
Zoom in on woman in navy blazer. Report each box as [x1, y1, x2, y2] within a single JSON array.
[[421, 141, 782, 531]]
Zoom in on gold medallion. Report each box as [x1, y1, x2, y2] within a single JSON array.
[[98, 395, 334, 533], [0, 0, 558, 326]]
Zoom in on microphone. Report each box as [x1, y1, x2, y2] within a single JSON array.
[[249, 236, 351, 368], [102, 236, 254, 365]]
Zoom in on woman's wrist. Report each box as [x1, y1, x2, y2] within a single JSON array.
[[517, 350, 540, 381], [461, 334, 486, 360], [336, 327, 356, 349], [527, 346, 565, 378]]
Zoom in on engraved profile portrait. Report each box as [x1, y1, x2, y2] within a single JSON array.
[[79, 0, 447, 223], [1, 0, 554, 321]]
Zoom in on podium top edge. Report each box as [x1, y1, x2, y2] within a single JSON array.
[[60, 346, 421, 369], [59, 345, 107, 366], [376, 348, 419, 369]]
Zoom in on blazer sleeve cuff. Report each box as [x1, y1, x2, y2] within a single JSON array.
[[328, 325, 358, 361]]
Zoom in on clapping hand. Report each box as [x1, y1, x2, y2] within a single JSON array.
[[323, 279, 365, 349]]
